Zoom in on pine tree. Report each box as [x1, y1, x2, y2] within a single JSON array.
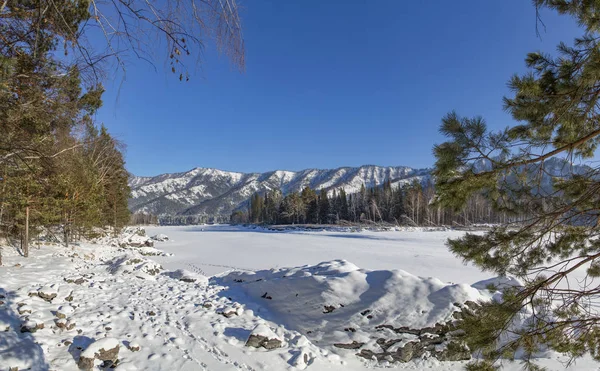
[[318, 189, 330, 224], [433, 1, 600, 368], [339, 188, 349, 221]]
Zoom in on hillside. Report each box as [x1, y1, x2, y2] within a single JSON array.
[[128, 165, 431, 217]]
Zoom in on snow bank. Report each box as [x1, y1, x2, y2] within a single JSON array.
[[217, 259, 491, 350], [108, 255, 163, 279]]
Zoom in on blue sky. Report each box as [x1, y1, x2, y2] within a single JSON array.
[[97, 0, 582, 176]]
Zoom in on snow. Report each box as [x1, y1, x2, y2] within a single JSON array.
[[151, 233, 169, 242], [81, 337, 120, 358], [0, 225, 596, 370], [216, 259, 489, 348], [146, 225, 491, 283], [250, 324, 282, 340]]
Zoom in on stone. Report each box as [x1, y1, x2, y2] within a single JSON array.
[[323, 305, 336, 313], [245, 324, 283, 350], [151, 234, 169, 242], [20, 320, 44, 333], [433, 341, 471, 361], [128, 342, 141, 352], [245, 334, 282, 349], [217, 307, 237, 318], [38, 286, 58, 302], [333, 341, 364, 350], [78, 338, 120, 370], [18, 305, 32, 315]]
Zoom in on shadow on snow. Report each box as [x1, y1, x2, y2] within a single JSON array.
[[0, 287, 50, 371]]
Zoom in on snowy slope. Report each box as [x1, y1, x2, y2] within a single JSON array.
[[1, 226, 593, 370], [129, 165, 431, 217]]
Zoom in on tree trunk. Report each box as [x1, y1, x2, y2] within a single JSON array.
[[24, 205, 29, 257]]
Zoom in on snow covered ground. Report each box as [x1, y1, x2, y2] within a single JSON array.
[[0, 225, 595, 370], [146, 225, 490, 283]]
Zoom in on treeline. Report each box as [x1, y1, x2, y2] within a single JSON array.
[[231, 179, 511, 226], [130, 213, 160, 225], [129, 212, 230, 226], [158, 215, 229, 225], [1, 2, 130, 260]]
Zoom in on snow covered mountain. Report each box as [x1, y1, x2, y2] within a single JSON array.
[[128, 165, 431, 217]]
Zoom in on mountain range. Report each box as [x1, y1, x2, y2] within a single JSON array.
[[128, 165, 431, 217]]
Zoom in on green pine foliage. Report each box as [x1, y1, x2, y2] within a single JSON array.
[[0, 0, 130, 250], [433, 1, 600, 367]]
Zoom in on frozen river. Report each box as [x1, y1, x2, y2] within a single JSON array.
[[146, 224, 489, 284]]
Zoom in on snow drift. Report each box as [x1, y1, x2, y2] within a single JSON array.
[[215, 259, 494, 360]]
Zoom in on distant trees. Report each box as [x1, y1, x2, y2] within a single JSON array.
[[130, 213, 159, 226], [230, 180, 509, 227]]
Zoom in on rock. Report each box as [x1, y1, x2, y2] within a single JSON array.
[[55, 318, 67, 329], [358, 341, 424, 363], [419, 323, 448, 336], [18, 305, 33, 315], [151, 234, 169, 242], [323, 305, 336, 313], [375, 324, 421, 335], [78, 338, 120, 370], [38, 286, 58, 302], [166, 269, 206, 283], [20, 320, 44, 333], [0, 319, 10, 332], [55, 318, 75, 331], [64, 277, 86, 285], [128, 342, 141, 352], [395, 342, 424, 362], [433, 341, 471, 361], [419, 333, 445, 346], [245, 324, 283, 350], [56, 305, 74, 319], [334, 341, 364, 350], [217, 306, 238, 318]]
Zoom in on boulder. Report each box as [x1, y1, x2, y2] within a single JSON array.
[[150, 234, 169, 242], [433, 341, 471, 361], [78, 338, 120, 370], [18, 305, 33, 315], [128, 342, 141, 352], [20, 320, 44, 333], [217, 306, 239, 318], [38, 285, 58, 302], [56, 305, 74, 319], [245, 324, 283, 350]]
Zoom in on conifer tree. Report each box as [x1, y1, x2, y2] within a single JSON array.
[[433, 1, 600, 368], [318, 189, 330, 224]]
